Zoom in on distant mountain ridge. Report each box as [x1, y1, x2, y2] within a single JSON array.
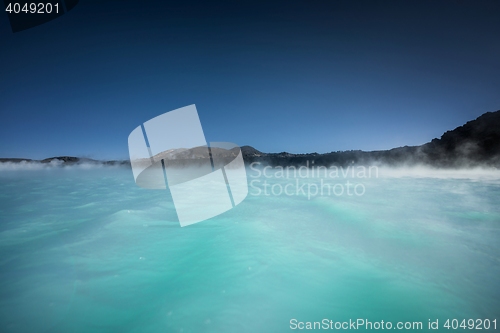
[[1, 110, 499, 168], [0, 156, 127, 166], [244, 110, 500, 167]]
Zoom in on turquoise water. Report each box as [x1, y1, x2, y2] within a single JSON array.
[[0, 166, 499, 332]]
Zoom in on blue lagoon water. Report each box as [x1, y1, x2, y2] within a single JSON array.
[[0, 166, 499, 332]]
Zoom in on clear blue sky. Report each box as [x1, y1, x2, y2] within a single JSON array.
[[1, 0, 499, 160]]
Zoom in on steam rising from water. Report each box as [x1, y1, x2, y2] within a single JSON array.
[[2, 160, 498, 180], [0, 160, 124, 171], [377, 166, 500, 181]]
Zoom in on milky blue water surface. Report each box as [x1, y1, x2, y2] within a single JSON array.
[[0, 166, 499, 332]]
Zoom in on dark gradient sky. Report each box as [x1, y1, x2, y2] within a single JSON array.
[[1, 0, 499, 160]]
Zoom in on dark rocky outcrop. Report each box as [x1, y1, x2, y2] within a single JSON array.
[[1, 110, 499, 168], [244, 110, 500, 168]]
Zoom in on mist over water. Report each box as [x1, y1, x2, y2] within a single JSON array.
[[0, 166, 499, 332]]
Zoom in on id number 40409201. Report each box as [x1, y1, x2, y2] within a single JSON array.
[[5, 2, 60, 14]]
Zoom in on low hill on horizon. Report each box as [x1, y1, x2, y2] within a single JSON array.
[[1, 110, 499, 168]]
